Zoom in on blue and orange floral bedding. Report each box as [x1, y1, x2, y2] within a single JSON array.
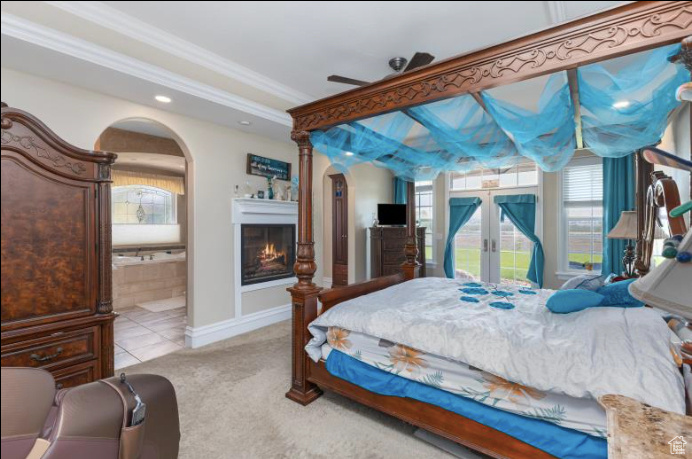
[[321, 326, 607, 437]]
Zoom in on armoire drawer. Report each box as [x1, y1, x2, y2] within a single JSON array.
[[1, 326, 100, 370], [383, 250, 406, 264], [53, 360, 99, 390]]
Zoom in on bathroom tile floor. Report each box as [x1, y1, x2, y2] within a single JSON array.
[[114, 305, 187, 369]]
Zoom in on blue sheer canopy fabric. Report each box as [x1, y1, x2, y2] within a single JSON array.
[[578, 45, 688, 158], [493, 194, 544, 288], [310, 45, 685, 180], [482, 74, 576, 172], [444, 197, 481, 278]]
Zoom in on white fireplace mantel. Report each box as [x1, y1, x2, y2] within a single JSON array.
[[232, 198, 298, 225], [231, 198, 297, 321]]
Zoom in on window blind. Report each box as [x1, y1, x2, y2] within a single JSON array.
[[563, 163, 603, 206]]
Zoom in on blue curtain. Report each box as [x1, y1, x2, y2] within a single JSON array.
[[444, 197, 482, 278], [394, 177, 408, 204], [601, 155, 636, 276], [493, 195, 544, 288]]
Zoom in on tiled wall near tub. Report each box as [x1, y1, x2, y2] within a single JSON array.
[[113, 260, 186, 310]]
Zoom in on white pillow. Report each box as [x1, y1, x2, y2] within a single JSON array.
[[559, 274, 604, 291]]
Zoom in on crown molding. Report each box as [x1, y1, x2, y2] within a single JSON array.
[[44, 1, 314, 105], [546, 1, 567, 24], [1, 12, 292, 127]]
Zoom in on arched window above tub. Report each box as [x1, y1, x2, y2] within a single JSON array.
[[112, 185, 177, 225]]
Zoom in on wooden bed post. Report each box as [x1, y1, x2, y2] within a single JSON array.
[[402, 180, 420, 280], [286, 130, 323, 405]]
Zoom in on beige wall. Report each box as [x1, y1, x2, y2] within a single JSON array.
[[1, 67, 296, 329]]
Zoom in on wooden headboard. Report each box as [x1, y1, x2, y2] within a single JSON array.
[[635, 147, 691, 276]]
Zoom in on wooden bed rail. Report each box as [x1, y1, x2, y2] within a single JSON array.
[[318, 273, 406, 313]]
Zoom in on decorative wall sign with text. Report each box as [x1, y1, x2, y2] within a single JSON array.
[[246, 154, 291, 181]]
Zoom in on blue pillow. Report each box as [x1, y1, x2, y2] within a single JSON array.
[[546, 289, 605, 314], [596, 278, 644, 307]]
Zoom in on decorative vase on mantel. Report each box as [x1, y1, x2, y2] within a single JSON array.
[[267, 176, 274, 200]]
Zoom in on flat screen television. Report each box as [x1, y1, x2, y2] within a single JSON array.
[[377, 204, 407, 226]]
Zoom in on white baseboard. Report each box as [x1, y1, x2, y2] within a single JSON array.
[[322, 277, 333, 288], [185, 303, 291, 349]]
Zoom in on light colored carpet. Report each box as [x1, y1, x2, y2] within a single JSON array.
[[125, 320, 454, 458], [137, 296, 186, 313]]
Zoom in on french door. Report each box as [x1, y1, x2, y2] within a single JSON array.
[[451, 187, 539, 286]]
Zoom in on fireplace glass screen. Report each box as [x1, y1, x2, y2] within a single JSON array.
[[241, 224, 295, 286]]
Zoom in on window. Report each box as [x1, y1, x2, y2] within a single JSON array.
[[450, 162, 537, 191], [112, 185, 177, 225], [559, 158, 603, 274], [111, 185, 180, 246], [499, 216, 533, 286], [415, 181, 434, 261]]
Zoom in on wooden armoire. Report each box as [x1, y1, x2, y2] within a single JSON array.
[[1, 103, 116, 388]]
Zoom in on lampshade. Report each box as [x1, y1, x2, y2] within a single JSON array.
[[629, 229, 692, 319], [607, 211, 638, 240], [676, 81, 692, 102]]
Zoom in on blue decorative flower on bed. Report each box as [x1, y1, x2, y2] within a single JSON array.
[[459, 296, 480, 303], [518, 289, 537, 295], [489, 301, 515, 310], [492, 290, 514, 297], [462, 282, 483, 288], [460, 287, 489, 295]]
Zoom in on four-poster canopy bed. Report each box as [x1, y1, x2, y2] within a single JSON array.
[[285, 2, 692, 458]]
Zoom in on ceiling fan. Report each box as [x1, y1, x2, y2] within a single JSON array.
[[327, 52, 435, 87]]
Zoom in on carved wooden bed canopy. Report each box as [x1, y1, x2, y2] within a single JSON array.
[[285, 2, 691, 457]]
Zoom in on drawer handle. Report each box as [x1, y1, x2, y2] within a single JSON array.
[[30, 347, 63, 362]]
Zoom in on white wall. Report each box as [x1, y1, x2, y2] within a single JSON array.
[[1, 67, 297, 334]]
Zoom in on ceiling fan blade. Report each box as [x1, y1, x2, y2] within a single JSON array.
[[327, 75, 371, 86], [404, 52, 435, 72]]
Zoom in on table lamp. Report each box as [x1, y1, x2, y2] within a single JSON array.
[[607, 211, 639, 277]]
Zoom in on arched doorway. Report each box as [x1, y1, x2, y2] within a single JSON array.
[[95, 118, 193, 368]]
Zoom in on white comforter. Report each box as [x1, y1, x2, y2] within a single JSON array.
[[306, 277, 685, 414]]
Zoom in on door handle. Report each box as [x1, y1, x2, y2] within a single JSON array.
[[491, 239, 497, 252], [483, 239, 488, 252]]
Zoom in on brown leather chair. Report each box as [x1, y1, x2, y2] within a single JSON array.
[[1, 368, 180, 459]]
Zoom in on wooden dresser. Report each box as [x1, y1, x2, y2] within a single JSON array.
[[1, 103, 117, 388], [370, 226, 426, 278]]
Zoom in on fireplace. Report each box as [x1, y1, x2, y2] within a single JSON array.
[[241, 224, 295, 286]]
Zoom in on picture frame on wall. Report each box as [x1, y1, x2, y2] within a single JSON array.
[[246, 153, 291, 181]]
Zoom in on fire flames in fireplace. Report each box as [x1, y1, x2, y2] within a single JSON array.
[[241, 224, 295, 286]]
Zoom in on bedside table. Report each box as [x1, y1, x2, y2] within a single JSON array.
[[599, 394, 692, 458]]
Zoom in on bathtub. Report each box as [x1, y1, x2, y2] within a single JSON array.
[[113, 251, 186, 267], [112, 251, 187, 310]]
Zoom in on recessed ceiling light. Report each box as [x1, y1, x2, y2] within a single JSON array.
[[155, 95, 172, 103], [238, 120, 252, 126], [344, 151, 355, 156], [613, 100, 630, 109]]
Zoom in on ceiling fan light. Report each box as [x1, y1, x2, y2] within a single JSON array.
[[388, 57, 408, 73]]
